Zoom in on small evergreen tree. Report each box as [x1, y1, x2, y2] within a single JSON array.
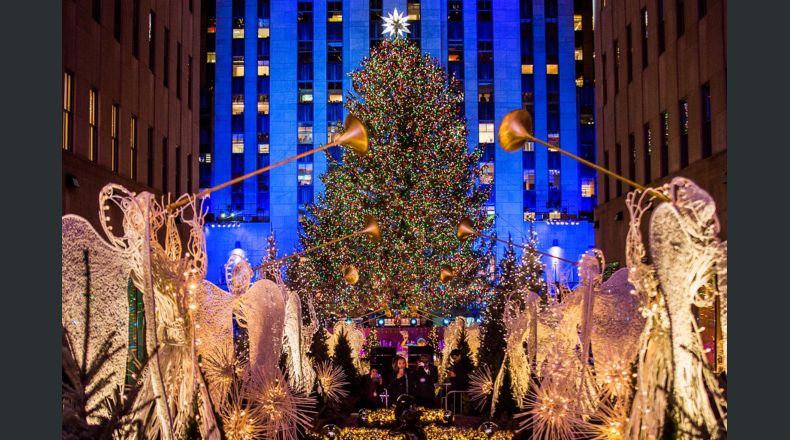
[[518, 223, 547, 299], [332, 328, 358, 387], [308, 327, 331, 367], [456, 326, 475, 369], [259, 231, 281, 282], [479, 238, 516, 373], [362, 328, 378, 362]]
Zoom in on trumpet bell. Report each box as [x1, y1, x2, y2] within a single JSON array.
[[439, 265, 456, 284], [341, 264, 360, 285], [457, 218, 477, 243], [359, 215, 382, 242], [333, 114, 369, 156], [498, 109, 536, 153]]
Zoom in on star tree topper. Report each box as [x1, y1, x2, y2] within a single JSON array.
[[382, 8, 410, 38]]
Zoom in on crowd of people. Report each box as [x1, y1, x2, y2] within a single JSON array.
[[358, 349, 473, 411]]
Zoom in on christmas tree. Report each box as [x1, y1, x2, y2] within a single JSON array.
[[298, 37, 492, 318], [478, 238, 517, 373], [308, 327, 331, 367], [331, 328, 358, 388], [362, 328, 378, 362], [259, 231, 281, 282], [518, 223, 547, 299]]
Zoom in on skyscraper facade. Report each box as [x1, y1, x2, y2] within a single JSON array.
[[201, 0, 595, 286]]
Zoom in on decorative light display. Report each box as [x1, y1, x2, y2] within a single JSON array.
[[297, 37, 492, 318], [315, 361, 349, 404], [358, 406, 453, 428]]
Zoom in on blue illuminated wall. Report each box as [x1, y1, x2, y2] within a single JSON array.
[[201, 0, 595, 287]]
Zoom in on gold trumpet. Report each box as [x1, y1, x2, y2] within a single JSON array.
[[253, 215, 381, 282], [456, 217, 579, 266], [167, 114, 369, 210], [498, 109, 669, 202], [439, 264, 456, 284]]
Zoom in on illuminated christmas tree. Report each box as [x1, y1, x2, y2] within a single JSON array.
[[298, 37, 492, 318], [517, 223, 547, 298], [259, 231, 280, 282]]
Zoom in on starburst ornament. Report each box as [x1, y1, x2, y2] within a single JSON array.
[[382, 8, 410, 38]]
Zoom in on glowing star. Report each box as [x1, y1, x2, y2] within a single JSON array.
[[382, 8, 410, 38]]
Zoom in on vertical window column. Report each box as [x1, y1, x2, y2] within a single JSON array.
[[62, 72, 73, 151], [369, 1, 383, 51], [130, 116, 138, 180], [447, 0, 464, 90], [162, 137, 169, 196], [641, 7, 648, 69], [111, 104, 119, 172], [546, 0, 561, 211], [679, 99, 689, 167], [148, 11, 156, 72], [701, 82, 712, 158], [257, 0, 271, 221], [407, 0, 421, 49], [643, 123, 652, 183], [297, 1, 315, 223], [147, 127, 154, 187], [88, 89, 98, 162], [478, 0, 495, 219], [660, 111, 669, 176], [327, 1, 344, 162], [520, 0, 535, 218]]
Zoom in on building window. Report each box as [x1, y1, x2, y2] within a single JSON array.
[[132, 0, 140, 57], [148, 11, 155, 71], [258, 143, 269, 154], [298, 163, 313, 186], [601, 53, 607, 106], [480, 162, 494, 185], [163, 28, 170, 87], [147, 127, 154, 187], [479, 123, 494, 144], [111, 104, 119, 172], [298, 124, 313, 144], [702, 82, 712, 158], [92, 0, 101, 23], [62, 72, 73, 151], [88, 89, 99, 162], [114, 0, 121, 42], [176, 42, 182, 99], [258, 94, 269, 114], [187, 153, 193, 192], [581, 178, 595, 197], [574, 14, 583, 31], [130, 116, 138, 180], [548, 169, 561, 190], [679, 99, 689, 168], [628, 133, 636, 181], [658, 0, 666, 54], [603, 150, 610, 201], [677, 0, 685, 37], [643, 123, 652, 183], [175, 146, 181, 195], [615, 143, 622, 196], [698, 0, 707, 18], [546, 64, 559, 75], [162, 137, 169, 195], [232, 133, 244, 153], [232, 95, 244, 115], [626, 25, 633, 82], [207, 52, 216, 63], [660, 111, 669, 177], [187, 55, 193, 109], [641, 8, 648, 69], [614, 40, 620, 94], [524, 169, 535, 190]]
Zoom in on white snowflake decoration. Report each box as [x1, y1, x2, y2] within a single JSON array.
[[382, 8, 410, 38]]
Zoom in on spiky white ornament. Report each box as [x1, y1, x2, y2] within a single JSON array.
[[382, 8, 410, 38]]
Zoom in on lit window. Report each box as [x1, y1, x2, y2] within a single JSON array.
[[576, 77, 584, 87], [548, 169, 561, 189], [523, 210, 536, 222], [258, 144, 269, 154], [523, 141, 534, 152], [407, 3, 421, 21], [549, 210, 561, 220], [204, 153, 212, 163], [258, 94, 269, 114], [574, 14, 583, 31], [233, 28, 244, 39], [207, 52, 216, 63], [88, 89, 98, 162], [480, 162, 494, 184], [479, 123, 494, 144], [232, 95, 244, 115], [328, 93, 343, 103], [575, 49, 583, 60], [258, 58, 270, 77], [233, 55, 244, 65], [62, 72, 73, 151], [448, 54, 461, 62], [299, 93, 313, 103], [521, 64, 534, 74], [524, 169, 535, 190], [581, 178, 595, 197], [485, 205, 496, 219], [298, 163, 313, 186], [232, 133, 244, 153], [548, 132, 560, 146], [328, 12, 343, 22], [328, 124, 341, 143], [258, 26, 270, 38], [547, 64, 559, 74], [232, 65, 245, 77], [298, 124, 313, 144]]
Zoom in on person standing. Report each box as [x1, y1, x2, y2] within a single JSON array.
[[411, 353, 439, 408], [388, 356, 410, 406], [446, 349, 472, 414], [359, 367, 385, 409]]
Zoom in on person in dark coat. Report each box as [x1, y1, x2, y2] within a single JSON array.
[[359, 367, 385, 409], [447, 349, 472, 391], [388, 356, 410, 406], [410, 353, 438, 408]]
